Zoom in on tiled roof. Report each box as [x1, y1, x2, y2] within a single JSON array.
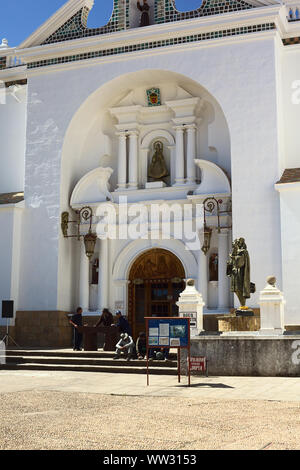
[[277, 169, 300, 184], [0, 192, 24, 205]]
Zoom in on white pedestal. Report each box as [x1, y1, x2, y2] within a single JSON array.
[[176, 279, 205, 337], [145, 181, 167, 189], [259, 279, 286, 336]]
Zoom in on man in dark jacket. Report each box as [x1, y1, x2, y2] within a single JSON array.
[[115, 311, 132, 335], [69, 307, 83, 351]]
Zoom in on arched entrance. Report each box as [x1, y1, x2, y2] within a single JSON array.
[[128, 249, 185, 338]]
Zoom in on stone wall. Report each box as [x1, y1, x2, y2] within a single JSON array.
[[181, 336, 300, 377], [218, 316, 260, 332], [15, 311, 73, 348]]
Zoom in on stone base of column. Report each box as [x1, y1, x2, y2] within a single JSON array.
[[116, 184, 128, 191], [173, 179, 186, 186], [185, 178, 196, 184], [127, 184, 138, 190]]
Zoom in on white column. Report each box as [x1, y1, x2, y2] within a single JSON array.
[[186, 124, 197, 184], [174, 125, 185, 185], [128, 130, 139, 189], [79, 240, 90, 311], [218, 230, 229, 309], [117, 131, 127, 190], [98, 238, 109, 311], [198, 249, 208, 308]]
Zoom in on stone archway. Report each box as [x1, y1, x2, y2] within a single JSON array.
[[128, 248, 185, 338]]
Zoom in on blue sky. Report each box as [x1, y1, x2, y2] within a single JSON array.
[[0, 0, 203, 46]]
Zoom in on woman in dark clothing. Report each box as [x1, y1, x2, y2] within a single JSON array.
[[95, 309, 114, 328], [137, 0, 150, 27]]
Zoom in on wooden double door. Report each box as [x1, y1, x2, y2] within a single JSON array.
[[128, 249, 185, 339]]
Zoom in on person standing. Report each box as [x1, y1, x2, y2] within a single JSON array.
[[95, 308, 114, 328], [69, 307, 83, 351], [115, 310, 132, 335], [136, 332, 147, 359]]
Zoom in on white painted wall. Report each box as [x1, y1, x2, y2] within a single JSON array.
[[0, 205, 23, 325], [0, 87, 27, 194], [0, 210, 13, 325], [276, 184, 300, 325], [281, 44, 300, 169]]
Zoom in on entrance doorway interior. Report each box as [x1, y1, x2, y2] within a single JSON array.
[[128, 249, 185, 339]]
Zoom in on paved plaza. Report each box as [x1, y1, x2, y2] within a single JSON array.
[[0, 370, 299, 450]]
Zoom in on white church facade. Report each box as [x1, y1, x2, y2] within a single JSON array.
[[1, 0, 300, 345]]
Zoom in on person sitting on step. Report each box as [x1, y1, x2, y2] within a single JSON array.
[[136, 332, 147, 359], [114, 333, 134, 361], [149, 347, 170, 361]]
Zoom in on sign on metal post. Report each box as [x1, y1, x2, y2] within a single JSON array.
[[145, 317, 191, 387], [189, 356, 208, 377]]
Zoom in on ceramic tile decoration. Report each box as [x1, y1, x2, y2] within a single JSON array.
[[29, 23, 276, 69], [42, 0, 256, 45]]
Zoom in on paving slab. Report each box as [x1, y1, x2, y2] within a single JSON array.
[[0, 370, 300, 402]]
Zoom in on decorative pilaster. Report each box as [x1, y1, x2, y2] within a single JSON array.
[[128, 130, 139, 190], [174, 125, 185, 185], [116, 131, 127, 190], [186, 124, 197, 184], [98, 238, 109, 310], [79, 239, 90, 311], [218, 230, 229, 309], [198, 247, 208, 308]]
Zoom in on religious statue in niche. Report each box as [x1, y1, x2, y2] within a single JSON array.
[[148, 141, 169, 180], [92, 258, 99, 285], [137, 0, 150, 27], [226, 238, 256, 316], [209, 253, 218, 281]]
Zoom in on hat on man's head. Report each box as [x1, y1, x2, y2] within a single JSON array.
[[120, 333, 128, 340], [115, 310, 122, 316]]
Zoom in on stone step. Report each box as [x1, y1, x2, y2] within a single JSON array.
[[4, 355, 177, 368], [0, 362, 177, 375], [5, 349, 177, 360]]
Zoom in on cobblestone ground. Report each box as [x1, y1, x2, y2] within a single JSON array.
[[0, 391, 299, 450]]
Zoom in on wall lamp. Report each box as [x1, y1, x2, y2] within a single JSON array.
[[201, 197, 232, 255], [61, 206, 97, 259]]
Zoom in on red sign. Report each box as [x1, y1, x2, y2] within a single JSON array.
[[189, 356, 206, 372]]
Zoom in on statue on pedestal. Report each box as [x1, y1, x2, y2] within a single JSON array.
[[137, 0, 150, 27], [226, 237, 255, 316], [148, 141, 169, 180]]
